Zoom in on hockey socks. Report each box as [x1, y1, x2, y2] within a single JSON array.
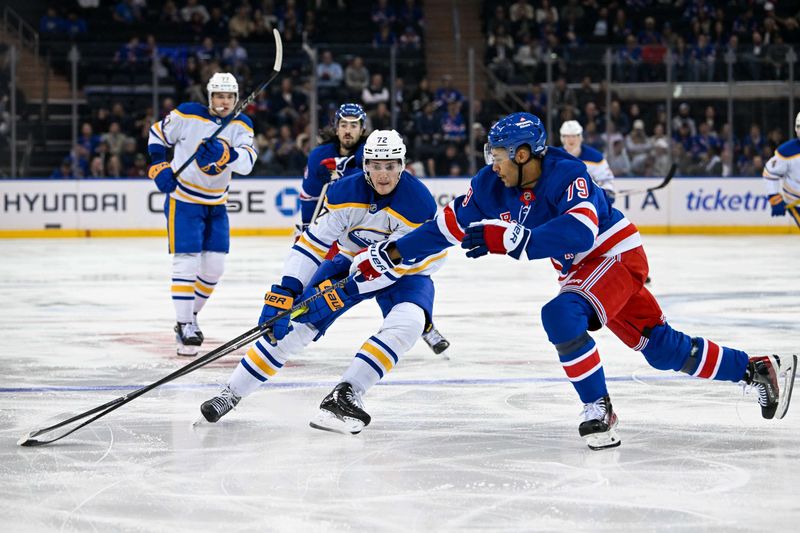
[[556, 334, 608, 404], [642, 323, 749, 382]]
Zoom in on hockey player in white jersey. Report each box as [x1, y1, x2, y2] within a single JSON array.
[[763, 111, 800, 228], [560, 120, 616, 201], [147, 73, 257, 356], [200, 130, 446, 434]]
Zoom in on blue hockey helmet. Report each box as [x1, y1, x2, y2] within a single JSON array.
[[335, 103, 367, 126], [485, 112, 547, 164]]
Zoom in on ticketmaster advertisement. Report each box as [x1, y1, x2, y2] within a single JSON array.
[[0, 177, 795, 237]]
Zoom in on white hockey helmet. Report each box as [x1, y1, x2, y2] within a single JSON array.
[[559, 120, 583, 139], [207, 72, 239, 108], [363, 130, 406, 189], [795, 111, 800, 138]]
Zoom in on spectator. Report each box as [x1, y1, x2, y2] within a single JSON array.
[[78, 122, 100, 155], [651, 138, 672, 177], [107, 155, 123, 178], [398, 0, 424, 32], [102, 121, 128, 156], [181, 0, 210, 24], [608, 100, 631, 136], [196, 37, 219, 64], [316, 50, 344, 90], [535, 0, 558, 24], [626, 120, 652, 175], [128, 153, 148, 177], [50, 158, 74, 179], [606, 134, 632, 176], [431, 143, 469, 177], [160, 1, 181, 24], [440, 99, 467, 146], [486, 25, 515, 82], [361, 73, 389, 112], [550, 77, 577, 120], [742, 31, 766, 80], [409, 77, 434, 113], [271, 78, 307, 126], [222, 38, 247, 69], [689, 33, 716, 82], [113, 0, 142, 25], [373, 22, 397, 47], [371, 102, 392, 131], [616, 35, 642, 82], [40, 7, 66, 35], [399, 26, 421, 49], [344, 56, 369, 99], [229, 4, 255, 39], [89, 156, 106, 178], [371, 0, 396, 26], [509, 0, 534, 24], [434, 75, 464, 110], [672, 102, 697, 137], [204, 7, 229, 40], [523, 83, 547, 119], [575, 76, 597, 113], [413, 101, 440, 158], [513, 33, 540, 80], [64, 12, 88, 40]]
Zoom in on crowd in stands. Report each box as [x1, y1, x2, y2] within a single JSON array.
[[16, 1, 800, 179]]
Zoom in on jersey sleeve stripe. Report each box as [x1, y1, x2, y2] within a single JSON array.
[[394, 250, 447, 275], [437, 204, 465, 244], [305, 228, 332, 249], [178, 177, 229, 194], [232, 119, 254, 133], [327, 201, 370, 211], [290, 244, 323, 266], [297, 235, 328, 258]]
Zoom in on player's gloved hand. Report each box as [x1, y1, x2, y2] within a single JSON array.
[[294, 278, 357, 324], [260, 284, 297, 342], [317, 157, 338, 183], [462, 220, 530, 260], [350, 240, 398, 280], [196, 137, 237, 172], [769, 194, 786, 217], [148, 162, 177, 193]]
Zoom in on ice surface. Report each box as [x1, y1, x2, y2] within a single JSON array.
[[1, 235, 799, 532]]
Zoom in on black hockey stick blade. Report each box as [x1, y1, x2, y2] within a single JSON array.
[[173, 29, 283, 178], [17, 276, 343, 447], [616, 164, 676, 197]]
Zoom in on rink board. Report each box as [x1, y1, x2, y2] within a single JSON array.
[[0, 176, 797, 237]]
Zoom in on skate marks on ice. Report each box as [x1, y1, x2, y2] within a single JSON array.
[[2, 236, 800, 531]]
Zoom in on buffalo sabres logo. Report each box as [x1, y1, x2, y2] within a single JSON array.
[[349, 228, 390, 248]]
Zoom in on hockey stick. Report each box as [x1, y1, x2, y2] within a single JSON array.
[[173, 28, 283, 179], [615, 164, 676, 197], [17, 278, 345, 447]]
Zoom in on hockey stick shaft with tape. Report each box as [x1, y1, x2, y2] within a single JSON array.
[[615, 164, 676, 197]]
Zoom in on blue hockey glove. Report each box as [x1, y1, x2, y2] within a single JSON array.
[[196, 137, 237, 172], [148, 162, 177, 193], [260, 284, 297, 341], [462, 220, 530, 259], [769, 194, 786, 217], [316, 155, 354, 184], [294, 278, 357, 325]]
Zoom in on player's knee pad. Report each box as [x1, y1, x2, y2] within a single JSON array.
[[199, 251, 226, 281], [380, 302, 426, 353], [173, 253, 200, 278], [541, 292, 594, 344], [640, 322, 694, 372]]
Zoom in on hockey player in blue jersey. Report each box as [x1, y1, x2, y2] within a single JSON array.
[[298, 103, 368, 234], [200, 130, 447, 434], [351, 112, 796, 450], [763, 111, 800, 229], [147, 72, 257, 356]]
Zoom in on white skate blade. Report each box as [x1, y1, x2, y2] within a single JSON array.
[[775, 355, 797, 420], [582, 429, 622, 451], [176, 344, 199, 357], [309, 409, 364, 435]]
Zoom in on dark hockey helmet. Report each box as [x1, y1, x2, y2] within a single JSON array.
[[485, 112, 547, 164]]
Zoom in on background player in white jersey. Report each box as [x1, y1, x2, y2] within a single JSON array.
[[763, 112, 800, 228], [560, 120, 615, 201], [200, 130, 446, 434], [147, 73, 257, 356]]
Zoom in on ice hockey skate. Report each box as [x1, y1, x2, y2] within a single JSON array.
[[192, 313, 204, 343], [745, 355, 797, 420], [175, 322, 202, 357], [200, 386, 241, 423], [422, 324, 450, 355], [309, 382, 371, 435], [578, 395, 621, 450]]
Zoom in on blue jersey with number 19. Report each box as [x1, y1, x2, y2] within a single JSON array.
[[395, 146, 642, 283]]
